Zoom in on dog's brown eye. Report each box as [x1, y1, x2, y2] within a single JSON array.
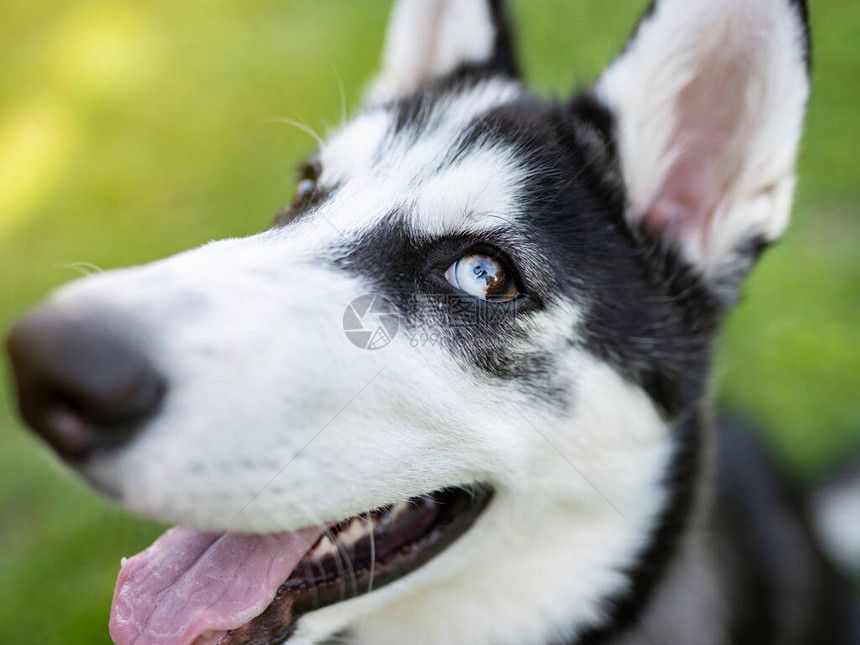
[[444, 253, 520, 302]]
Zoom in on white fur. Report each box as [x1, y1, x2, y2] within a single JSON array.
[[288, 358, 673, 645], [47, 76, 674, 643], [367, 0, 497, 103], [320, 78, 523, 237], [54, 77, 529, 533], [595, 0, 809, 291], [36, 1, 814, 643]]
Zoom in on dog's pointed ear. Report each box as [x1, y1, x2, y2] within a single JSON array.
[[594, 0, 811, 302], [367, 0, 519, 104]]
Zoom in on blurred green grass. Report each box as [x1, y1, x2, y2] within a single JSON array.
[[0, 1, 858, 642]]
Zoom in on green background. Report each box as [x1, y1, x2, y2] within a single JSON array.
[[0, 1, 857, 642]]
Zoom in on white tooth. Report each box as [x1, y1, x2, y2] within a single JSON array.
[[309, 535, 338, 560], [120, 557, 128, 567], [336, 518, 371, 548]]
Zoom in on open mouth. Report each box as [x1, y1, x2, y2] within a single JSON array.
[[109, 486, 493, 645]]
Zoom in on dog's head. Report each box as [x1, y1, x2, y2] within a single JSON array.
[[7, 1, 810, 644]]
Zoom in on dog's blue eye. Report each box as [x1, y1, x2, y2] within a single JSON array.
[[294, 178, 316, 200], [444, 254, 519, 302], [291, 160, 321, 207]]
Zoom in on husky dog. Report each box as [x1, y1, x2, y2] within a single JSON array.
[[6, 0, 859, 643]]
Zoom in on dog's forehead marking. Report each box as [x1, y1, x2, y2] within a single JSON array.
[[408, 147, 526, 236], [315, 78, 526, 238]]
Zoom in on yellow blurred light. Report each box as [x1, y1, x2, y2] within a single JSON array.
[[49, 4, 156, 96], [0, 99, 77, 236]]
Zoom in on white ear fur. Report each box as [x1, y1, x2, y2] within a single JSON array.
[[367, 0, 506, 104], [595, 0, 810, 294]]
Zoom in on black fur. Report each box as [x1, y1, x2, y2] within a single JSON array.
[[6, 1, 848, 643], [714, 417, 855, 644], [333, 215, 571, 407], [791, 0, 813, 72], [327, 75, 721, 421], [485, 0, 521, 79], [326, 73, 858, 642], [330, 78, 724, 645], [282, 1, 852, 642], [321, 63, 721, 415]]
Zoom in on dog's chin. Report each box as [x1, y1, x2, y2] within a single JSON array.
[[109, 485, 494, 645]]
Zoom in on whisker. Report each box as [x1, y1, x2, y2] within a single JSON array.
[[324, 54, 348, 126], [264, 116, 326, 148], [366, 512, 376, 596], [56, 261, 105, 276], [321, 525, 348, 602], [330, 524, 359, 601]]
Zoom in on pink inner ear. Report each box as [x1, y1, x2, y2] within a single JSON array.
[[645, 58, 750, 243]]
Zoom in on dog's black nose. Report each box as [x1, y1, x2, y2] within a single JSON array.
[[6, 305, 166, 461]]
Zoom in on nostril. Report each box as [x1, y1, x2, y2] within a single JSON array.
[[34, 402, 97, 461], [6, 304, 167, 461], [43, 354, 167, 428]]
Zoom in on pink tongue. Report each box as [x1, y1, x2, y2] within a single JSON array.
[[109, 525, 325, 645]]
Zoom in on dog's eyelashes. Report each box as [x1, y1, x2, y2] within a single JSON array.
[[444, 253, 520, 302]]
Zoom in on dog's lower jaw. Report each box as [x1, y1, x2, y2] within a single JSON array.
[[289, 463, 674, 645], [273, 364, 681, 645]]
